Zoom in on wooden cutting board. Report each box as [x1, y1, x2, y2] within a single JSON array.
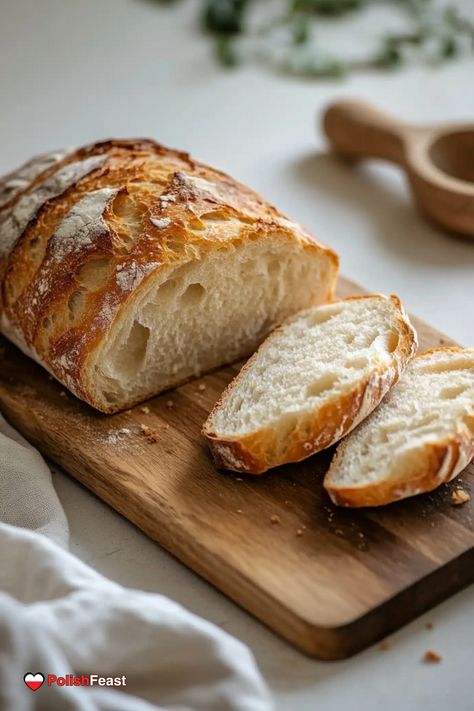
[[0, 277, 473, 660]]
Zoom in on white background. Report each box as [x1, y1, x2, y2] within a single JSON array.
[[1, 1, 474, 709]]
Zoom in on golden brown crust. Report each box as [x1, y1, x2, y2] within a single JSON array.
[[326, 434, 474, 508], [0, 139, 338, 411], [203, 294, 417, 474]]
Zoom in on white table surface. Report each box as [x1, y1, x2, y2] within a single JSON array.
[[1, 1, 474, 709]]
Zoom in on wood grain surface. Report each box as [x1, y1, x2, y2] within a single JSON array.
[[0, 277, 472, 659]]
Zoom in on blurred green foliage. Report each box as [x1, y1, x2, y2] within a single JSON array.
[[158, 0, 474, 77]]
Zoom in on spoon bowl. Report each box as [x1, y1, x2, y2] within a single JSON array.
[[428, 129, 474, 183], [322, 100, 474, 237]]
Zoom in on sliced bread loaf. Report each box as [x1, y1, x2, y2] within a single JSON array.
[[324, 347, 474, 507], [0, 139, 338, 413], [202, 294, 417, 474]]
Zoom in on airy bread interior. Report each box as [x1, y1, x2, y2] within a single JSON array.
[[325, 348, 474, 490], [87, 236, 333, 410], [208, 296, 408, 442]]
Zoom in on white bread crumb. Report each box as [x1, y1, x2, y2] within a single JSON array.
[[451, 489, 470, 505]]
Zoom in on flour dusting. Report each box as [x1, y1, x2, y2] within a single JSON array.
[[104, 427, 132, 445], [0, 148, 71, 210], [50, 187, 119, 262], [159, 193, 176, 207], [116, 261, 159, 292], [150, 217, 171, 229], [0, 154, 107, 259], [175, 172, 222, 202]]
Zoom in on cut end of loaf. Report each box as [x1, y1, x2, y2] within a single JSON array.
[[203, 294, 417, 474], [86, 235, 336, 412], [324, 347, 474, 507]]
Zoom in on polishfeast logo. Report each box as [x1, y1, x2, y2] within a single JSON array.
[[24, 672, 127, 691], [24, 674, 44, 691]]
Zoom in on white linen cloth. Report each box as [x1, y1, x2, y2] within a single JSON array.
[[0, 414, 272, 711]]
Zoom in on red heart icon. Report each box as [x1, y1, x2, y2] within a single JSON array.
[[24, 673, 44, 691]]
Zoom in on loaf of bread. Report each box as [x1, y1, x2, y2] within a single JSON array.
[[324, 347, 474, 507], [202, 295, 417, 474], [0, 139, 338, 412]]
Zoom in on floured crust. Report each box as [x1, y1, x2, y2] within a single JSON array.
[[202, 295, 417, 475], [325, 347, 474, 507], [0, 147, 71, 210], [0, 139, 338, 411]]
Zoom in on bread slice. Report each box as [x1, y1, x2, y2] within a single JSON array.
[[324, 347, 474, 507], [202, 294, 417, 474]]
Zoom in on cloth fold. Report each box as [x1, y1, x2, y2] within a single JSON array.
[[0, 415, 271, 710], [0, 415, 68, 546]]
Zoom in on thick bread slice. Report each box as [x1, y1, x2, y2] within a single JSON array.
[[202, 294, 417, 474], [324, 347, 474, 507], [0, 139, 338, 412]]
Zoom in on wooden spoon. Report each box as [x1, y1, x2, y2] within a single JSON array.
[[322, 100, 474, 237]]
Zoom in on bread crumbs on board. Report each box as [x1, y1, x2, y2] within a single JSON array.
[[140, 424, 160, 443], [140, 406, 150, 414], [198, 383, 206, 392], [270, 515, 280, 525], [423, 650, 442, 663], [166, 400, 174, 409], [451, 489, 470, 505]]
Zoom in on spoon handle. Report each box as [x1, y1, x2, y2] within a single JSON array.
[[323, 100, 407, 166]]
